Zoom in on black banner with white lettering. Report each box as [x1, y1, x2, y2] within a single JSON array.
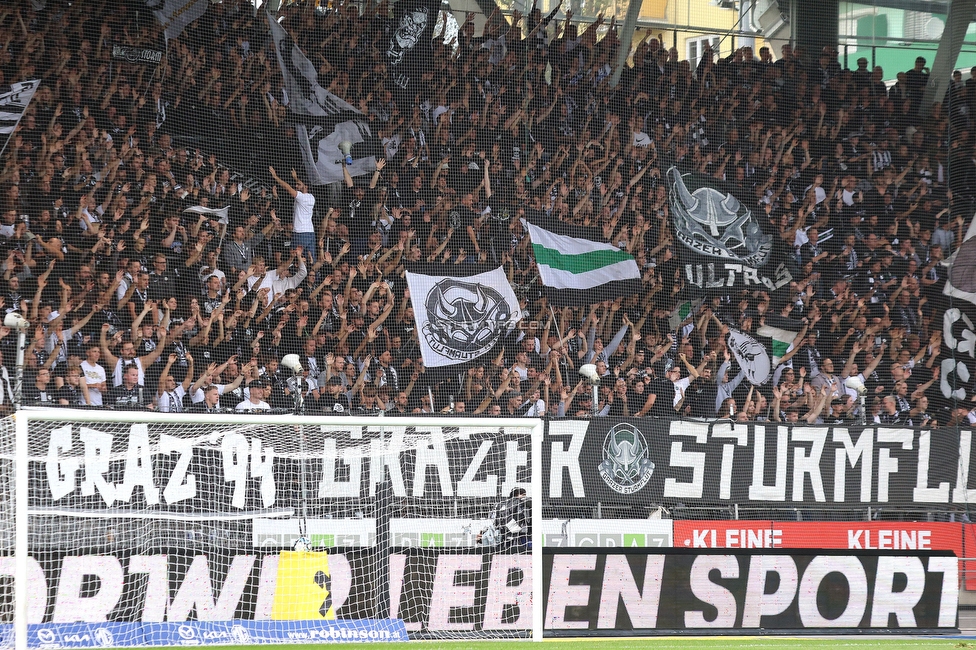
[[544, 418, 976, 508], [34, 418, 976, 513], [384, 0, 440, 111], [543, 549, 957, 633], [111, 44, 163, 66]]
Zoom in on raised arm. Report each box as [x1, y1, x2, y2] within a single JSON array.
[[138, 329, 168, 367], [181, 353, 195, 392], [67, 303, 101, 336], [157, 353, 178, 398], [776, 324, 810, 366], [268, 166, 299, 198], [99, 322, 120, 370], [192, 362, 218, 394], [861, 342, 888, 378], [680, 352, 700, 379]]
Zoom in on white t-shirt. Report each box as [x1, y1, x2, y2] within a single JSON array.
[[80, 207, 101, 232], [523, 399, 546, 417], [293, 192, 315, 233], [190, 383, 226, 403], [247, 270, 279, 305], [158, 385, 187, 412], [672, 377, 692, 407], [235, 399, 270, 411], [113, 358, 144, 387], [81, 360, 106, 406]]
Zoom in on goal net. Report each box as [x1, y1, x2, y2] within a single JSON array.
[[9, 411, 543, 647]]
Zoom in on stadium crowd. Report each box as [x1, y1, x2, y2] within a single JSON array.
[[0, 0, 970, 423]]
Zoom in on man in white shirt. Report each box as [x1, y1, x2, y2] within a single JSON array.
[[269, 166, 316, 262], [245, 249, 308, 307], [100, 323, 167, 386], [235, 379, 271, 411], [157, 352, 194, 413], [522, 387, 546, 416], [672, 354, 697, 407], [81, 344, 107, 406], [189, 357, 251, 404]]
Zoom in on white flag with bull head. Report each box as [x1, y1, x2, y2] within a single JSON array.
[[405, 264, 522, 368]]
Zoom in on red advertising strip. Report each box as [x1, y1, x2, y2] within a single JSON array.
[[674, 521, 976, 589]]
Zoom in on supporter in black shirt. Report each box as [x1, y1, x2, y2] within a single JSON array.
[[108, 365, 144, 410], [22, 368, 56, 405], [320, 376, 352, 414]]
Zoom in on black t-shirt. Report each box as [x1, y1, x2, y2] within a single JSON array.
[[219, 384, 246, 410], [56, 384, 84, 406], [318, 392, 351, 415], [22, 383, 55, 405], [340, 187, 374, 240], [648, 378, 677, 417], [108, 385, 142, 409], [686, 379, 718, 418]]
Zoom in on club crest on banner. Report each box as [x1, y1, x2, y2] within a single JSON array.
[[666, 167, 790, 291], [668, 167, 772, 267], [598, 423, 654, 495], [728, 328, 772, 385], [422, 280, 513, 362]]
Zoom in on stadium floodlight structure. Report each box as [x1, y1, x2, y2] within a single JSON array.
[[9, 410, 545, 648]]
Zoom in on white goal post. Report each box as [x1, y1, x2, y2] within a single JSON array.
[[11, 409, 545, 648]]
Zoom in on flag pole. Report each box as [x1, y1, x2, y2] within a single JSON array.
[[548, 303, 563, 346]]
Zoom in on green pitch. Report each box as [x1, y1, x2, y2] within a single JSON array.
[[196, 639, 976, 650]]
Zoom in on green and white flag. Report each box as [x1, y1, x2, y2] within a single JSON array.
[[757, 316, 803, 365], [668, 298, 703, 331], [522, 217, 641, 306]]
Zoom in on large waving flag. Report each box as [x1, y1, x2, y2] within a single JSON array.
[[267, 14, 380, 186], [946, 215, 976, 304], [0, 80, 39, 152], [405, 264, 522, 368], [522, 218, 641, 306]]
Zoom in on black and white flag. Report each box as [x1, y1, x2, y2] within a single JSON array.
[[728, 328, 772, 385], [267, 13, 380, 186], [405, 264, 522, 368], [386, 0, 441, 109], [184, 205, 230, 225], [667, 166, 792, 292], [0, 80, 39, 150]]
